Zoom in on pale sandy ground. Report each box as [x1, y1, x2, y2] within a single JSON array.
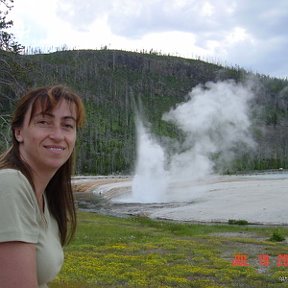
[[73, 173, 288, 225]]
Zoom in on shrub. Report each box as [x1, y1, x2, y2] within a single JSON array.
[[228, 219, 249, 225], [269, 231, 285, 242]]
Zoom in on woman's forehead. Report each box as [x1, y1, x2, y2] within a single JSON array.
[[28, 98, 77, 121]]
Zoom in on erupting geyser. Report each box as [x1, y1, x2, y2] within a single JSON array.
[[131, 80, 256, 203], [131, 119, 168, 203]]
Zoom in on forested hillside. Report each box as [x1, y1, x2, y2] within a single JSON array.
[[1, 49, 288, 175]]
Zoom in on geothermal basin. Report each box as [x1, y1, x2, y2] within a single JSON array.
[[74, 172, 288, 226], [75, 81, 288, 226]]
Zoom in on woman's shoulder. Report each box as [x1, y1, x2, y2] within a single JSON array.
[[0, 168, 22, 176], [0, 169, 40, 243], [0, 168, 29, 181], [0, 168, 33, 195]]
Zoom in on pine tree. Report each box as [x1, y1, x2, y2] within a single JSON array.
[[0, 0, 23, 53]]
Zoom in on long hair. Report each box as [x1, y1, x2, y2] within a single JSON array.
[[0, 85, 85, 245]]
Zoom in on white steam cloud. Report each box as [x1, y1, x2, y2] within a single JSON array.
[[132, 120, 168, 202], [131, 80, 256, 203]]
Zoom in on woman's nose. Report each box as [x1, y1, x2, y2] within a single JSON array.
[[49, 126, 64, 140]]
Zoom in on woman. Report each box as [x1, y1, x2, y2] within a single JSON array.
[[0, 85, 85, 287]]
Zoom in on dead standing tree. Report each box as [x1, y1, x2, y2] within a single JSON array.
[[0, 0, 27, 151]]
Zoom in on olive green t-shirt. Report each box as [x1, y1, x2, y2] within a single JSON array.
[[0, 169, 64, 287]]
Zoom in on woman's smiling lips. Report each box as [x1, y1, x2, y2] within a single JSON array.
[[44, 145, 66, 152]]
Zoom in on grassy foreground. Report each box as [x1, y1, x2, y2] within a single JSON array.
[[50, 211, 288, 288]]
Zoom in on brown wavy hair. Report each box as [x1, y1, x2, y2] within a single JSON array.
[[0, 85, 85, 245]]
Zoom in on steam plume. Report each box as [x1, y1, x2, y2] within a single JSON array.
[[132, 80, 256, 203]]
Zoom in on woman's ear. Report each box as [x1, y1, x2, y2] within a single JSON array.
[[14, 128, 24, 143]]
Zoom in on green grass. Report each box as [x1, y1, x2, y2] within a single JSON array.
[[50, 211, 288, 287]]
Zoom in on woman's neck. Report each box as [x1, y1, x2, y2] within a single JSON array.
[[31, 170, 55, 211]]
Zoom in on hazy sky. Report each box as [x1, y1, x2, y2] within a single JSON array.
[[8, 0, 288, 79]]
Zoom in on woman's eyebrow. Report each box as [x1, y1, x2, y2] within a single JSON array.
[[33, 112, 53, 118], [63, 116, 76, 122], [33, 112, 76, 122]]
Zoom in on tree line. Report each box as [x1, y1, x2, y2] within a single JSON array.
[[1, 49, 288, 175]]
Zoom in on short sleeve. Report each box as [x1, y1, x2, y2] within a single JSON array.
[[0, 169, 39, 243]]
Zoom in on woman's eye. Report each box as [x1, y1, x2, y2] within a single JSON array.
[[63, 123, 75, 129], [38, 120, 49, 125]]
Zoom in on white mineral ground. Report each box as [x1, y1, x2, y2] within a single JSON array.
[[72, 173, 288, 225]]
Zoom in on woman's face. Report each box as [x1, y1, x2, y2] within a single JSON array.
[[14, 99, 77, 175]]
